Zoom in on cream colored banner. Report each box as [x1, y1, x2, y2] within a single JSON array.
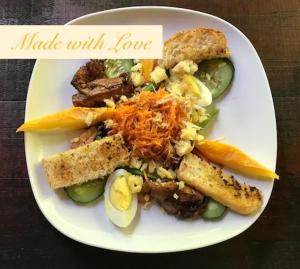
[[0, 25, 163, 59]]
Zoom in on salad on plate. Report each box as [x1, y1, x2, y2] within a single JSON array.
[[18, 28, 279, 229]]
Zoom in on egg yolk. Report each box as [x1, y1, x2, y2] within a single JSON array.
[[110, 176, 132, 211]]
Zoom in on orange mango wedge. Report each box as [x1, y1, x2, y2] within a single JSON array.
[[16, 107, 115, 132], [140, 59, 155, 82], [195, 140, 279, 180]]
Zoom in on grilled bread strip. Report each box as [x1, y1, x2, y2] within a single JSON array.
[[42, 134, 129, 189], [177, 153, 262, 215], [163, 28, 230, 69]]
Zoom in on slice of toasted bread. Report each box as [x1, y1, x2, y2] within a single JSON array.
[[177, 153, 262, 215], [163, 28, 230, 69], [42, 134, 129, 189]]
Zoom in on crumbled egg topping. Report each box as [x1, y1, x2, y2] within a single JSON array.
[[130, 63, 145, 87], [181, 127, 197, 140], [131, 71, 145, 87], [168, 82, 183, 96], [104, 98, 116, 108], [131, 63, 143, 72], [175, 140, 193, 157], [176, 120, 204, 156], [178, 181, 185, 190], [130, 157, 142, 169], [171, 60, 198, 76], [156, 166, 176, 180], [127, 174, 143, 193], [148, 160, 156, 174], [150, 66, 168, 84], [120, 95, 128, 102], [180, 127, 204, 141], [191, 106, 207, 124]]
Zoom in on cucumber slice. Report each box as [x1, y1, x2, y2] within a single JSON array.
[[202, 199, 226, 219], [65, 178, 105, 204], [198, 107, 219, 128], [104, 59, 133, 78], [196, 58, 234, 99]]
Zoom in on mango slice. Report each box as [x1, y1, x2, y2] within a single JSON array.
[[17, 107, 115, 132], [195, 140, 279, 180], [140, 59, 155, 82]]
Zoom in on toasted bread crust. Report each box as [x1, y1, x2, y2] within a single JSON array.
[[42, 134, 129, 189], [177, 154, 262, 215], [163, 28, 230, 69]]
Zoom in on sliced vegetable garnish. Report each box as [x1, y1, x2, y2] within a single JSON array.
[[147, 173, 159, 181], [143, 83, 156, 92], [104, 59, 133, 78], [198, 107, 219, 128], [195, 140, 279, 180], [202, 199, 226, 219], [65, 178, 105, 203], [122, 166, 159, 181], [195, 58, 234, 99], [140, 59, 155, 81], [123, 166, 143, 176]]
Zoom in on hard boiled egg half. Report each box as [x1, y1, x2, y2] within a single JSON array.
[[104, 169, 143, 228]]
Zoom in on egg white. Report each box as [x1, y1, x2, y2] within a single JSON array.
[[195, 77, 212, 107]]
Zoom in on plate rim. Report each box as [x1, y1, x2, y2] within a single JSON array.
[[24, 6, 277, 253]]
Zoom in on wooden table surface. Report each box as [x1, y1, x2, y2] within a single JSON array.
[[1, 0, 299, 268]]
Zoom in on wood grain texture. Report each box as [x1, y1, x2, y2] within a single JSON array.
[[0, 0, 299, 268]]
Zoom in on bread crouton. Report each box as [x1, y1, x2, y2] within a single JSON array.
[[163, 28, 230, 69], [177, 153, 262, 215], [42, 134, 129, 189]]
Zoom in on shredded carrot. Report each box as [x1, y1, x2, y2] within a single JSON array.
[[110, 89, 186, 164]]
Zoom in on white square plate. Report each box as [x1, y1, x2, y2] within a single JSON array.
[[24, 6, 277, 252]]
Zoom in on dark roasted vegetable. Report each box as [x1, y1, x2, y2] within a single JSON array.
[[70, 126, 98, 149], [72, 73, 134, 107], [71, 60, 105, 94], [141, 180, 207, 218]]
